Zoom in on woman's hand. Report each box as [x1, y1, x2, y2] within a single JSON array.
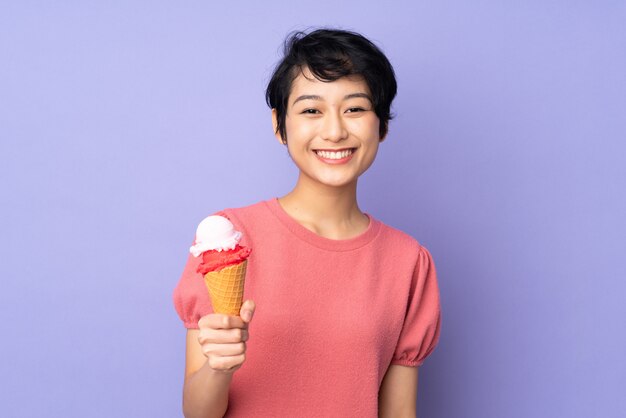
[[197, 300, 256, 374]]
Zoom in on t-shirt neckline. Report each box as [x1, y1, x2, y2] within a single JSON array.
[[264, 197, 381, 251]]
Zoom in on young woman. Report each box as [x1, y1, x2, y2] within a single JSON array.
[[173, 28, 441, 418]]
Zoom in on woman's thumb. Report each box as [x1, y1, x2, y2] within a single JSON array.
[[241, 300, 255, 322]]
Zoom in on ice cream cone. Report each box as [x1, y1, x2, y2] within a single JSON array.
[[203, 260, 248, 316]]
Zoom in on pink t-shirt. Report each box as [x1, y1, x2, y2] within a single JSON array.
[[173, 198, 442, 417]]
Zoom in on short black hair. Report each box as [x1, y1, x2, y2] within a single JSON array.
[[265, 28, 397, 144]]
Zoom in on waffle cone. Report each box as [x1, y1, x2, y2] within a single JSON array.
[[203, 260, 248, 316]]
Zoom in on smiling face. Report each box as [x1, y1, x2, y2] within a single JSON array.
[[272, 66, 385, 190]]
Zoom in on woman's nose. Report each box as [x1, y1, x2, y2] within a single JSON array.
[[320, 112, 348, 142]]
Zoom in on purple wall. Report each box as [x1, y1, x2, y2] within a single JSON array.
[[1, 2, 625, 417]]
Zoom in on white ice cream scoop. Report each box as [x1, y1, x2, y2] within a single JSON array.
[[189, 215, 243, 257]]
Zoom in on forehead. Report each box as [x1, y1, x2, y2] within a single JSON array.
[[289, 66, 370, 103]]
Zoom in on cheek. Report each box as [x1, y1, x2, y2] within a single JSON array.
[[286, 118, 317, 141], [350, 115, 380, 136], [367, 117, 381, 137]]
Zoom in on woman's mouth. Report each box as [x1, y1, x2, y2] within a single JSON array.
[[313, 148, 356, 164]]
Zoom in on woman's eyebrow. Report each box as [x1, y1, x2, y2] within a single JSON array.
[[292, 92, 372, 105]]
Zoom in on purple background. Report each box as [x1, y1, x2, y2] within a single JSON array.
[[1, 2, 625, 417]]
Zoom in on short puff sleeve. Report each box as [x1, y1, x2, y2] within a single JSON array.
[[390, 244, 442, 367], [172, 211, 229, 328]]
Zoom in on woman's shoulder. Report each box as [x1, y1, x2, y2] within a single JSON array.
[[207, 197, 275, 230], [374, 216, 425, 254]]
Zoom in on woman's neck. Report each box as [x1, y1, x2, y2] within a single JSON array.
[[277, 174, 370, 240]]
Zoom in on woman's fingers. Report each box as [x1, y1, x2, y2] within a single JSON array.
[[207, 354, 246, 372], [196, 308, 255, 373], [201, 341, 247, 357], [198, 313, 246, 330], [240, 300, 256, 323], [198, 327, 248, 345]]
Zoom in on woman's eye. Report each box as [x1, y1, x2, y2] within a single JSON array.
[[346, 107, 365, 113], [302, 109, 319, 114]]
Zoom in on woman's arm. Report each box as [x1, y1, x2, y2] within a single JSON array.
[[181, 301, 255, 418], [378, 365, 419, 418], [182, 329, 232, 418]]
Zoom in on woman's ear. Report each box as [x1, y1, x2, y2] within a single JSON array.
[[271, 109, 286, 145]]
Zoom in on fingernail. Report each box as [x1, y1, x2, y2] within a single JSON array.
[[243, 311, 251, 321]]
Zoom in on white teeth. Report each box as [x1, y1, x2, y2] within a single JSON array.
[[315, 149, 354, 159]]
